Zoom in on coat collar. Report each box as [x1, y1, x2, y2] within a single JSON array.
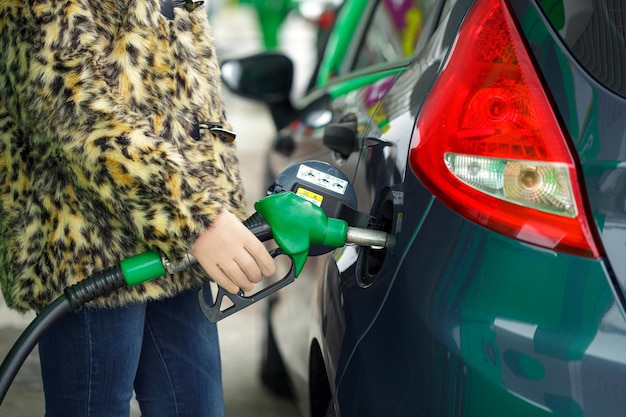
[[160, 0, 204, 20]]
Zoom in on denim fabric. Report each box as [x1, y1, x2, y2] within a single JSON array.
[[38, 285, 225, 417]]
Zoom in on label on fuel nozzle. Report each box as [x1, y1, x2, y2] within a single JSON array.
[[296, 164, 348, 195]]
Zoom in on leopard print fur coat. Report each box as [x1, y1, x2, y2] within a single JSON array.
[[0, 0, 249, 312]]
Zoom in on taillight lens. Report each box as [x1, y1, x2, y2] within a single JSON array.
[[409, 0, 600, 257]]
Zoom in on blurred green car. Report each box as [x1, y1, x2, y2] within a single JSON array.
[[222, 0, 626, 416], [238, 0, 341, 49]]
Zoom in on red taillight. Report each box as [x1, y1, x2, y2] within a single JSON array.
[[409, 0, 600, 257]]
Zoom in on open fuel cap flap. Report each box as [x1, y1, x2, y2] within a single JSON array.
[[267, 160, 358, 255]]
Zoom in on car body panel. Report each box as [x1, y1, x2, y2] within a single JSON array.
[[223, 0, 626, 415], [326, 1, 626, 416], [333, 176, 623, 416], [509, 1, 626, 306]]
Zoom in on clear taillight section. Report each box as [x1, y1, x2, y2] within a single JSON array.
[[409, 0, 601, 257]]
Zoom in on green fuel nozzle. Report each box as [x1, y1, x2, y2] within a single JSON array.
[[254, 192, 348, 277]]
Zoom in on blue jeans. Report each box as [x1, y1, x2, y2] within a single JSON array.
[[38, 285, 225, 417]]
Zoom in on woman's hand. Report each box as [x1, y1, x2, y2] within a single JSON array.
[[191, 209, 276, 293]]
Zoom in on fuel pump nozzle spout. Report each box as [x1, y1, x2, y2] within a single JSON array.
[[346, 227, 395, 250]]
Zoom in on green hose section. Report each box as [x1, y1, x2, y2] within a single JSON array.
[[121, 250, 167, 286]]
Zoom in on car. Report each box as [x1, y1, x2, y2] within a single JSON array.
[[221, 0, 626, 416]]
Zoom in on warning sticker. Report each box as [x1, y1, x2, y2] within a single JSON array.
[[296, 187, 323, 206], [296, 164, 348, 195]]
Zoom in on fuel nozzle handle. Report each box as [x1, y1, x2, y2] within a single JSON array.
[[242, 212, 273, 242], [254, 192, 348, 276]]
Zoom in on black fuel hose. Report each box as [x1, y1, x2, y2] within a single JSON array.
[[0, 296, 71, 403], [0, 264, 128, 405]]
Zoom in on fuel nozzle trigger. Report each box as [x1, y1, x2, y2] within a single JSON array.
[[199, 248, 296, 322]]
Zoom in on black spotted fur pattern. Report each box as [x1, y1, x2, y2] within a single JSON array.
[[0, 0, 249, 312]]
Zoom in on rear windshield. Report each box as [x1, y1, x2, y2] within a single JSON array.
[[539, 0, 626, 98]]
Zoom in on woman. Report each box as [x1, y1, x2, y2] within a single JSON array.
[[0, 0, 275, 415]]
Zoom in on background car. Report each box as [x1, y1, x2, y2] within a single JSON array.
[[222, 0, 626, 416]]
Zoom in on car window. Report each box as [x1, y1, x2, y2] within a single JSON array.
[[353, 0, 439, 71]]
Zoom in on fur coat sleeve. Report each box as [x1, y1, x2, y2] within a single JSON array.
[[0, 0, 249, 311]]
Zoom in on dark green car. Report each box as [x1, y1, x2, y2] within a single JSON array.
[[222, 0, 626, 416]]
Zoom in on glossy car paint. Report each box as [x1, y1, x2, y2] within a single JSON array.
[[225, 0, 626, 415], [326, 1, 626, 416]]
